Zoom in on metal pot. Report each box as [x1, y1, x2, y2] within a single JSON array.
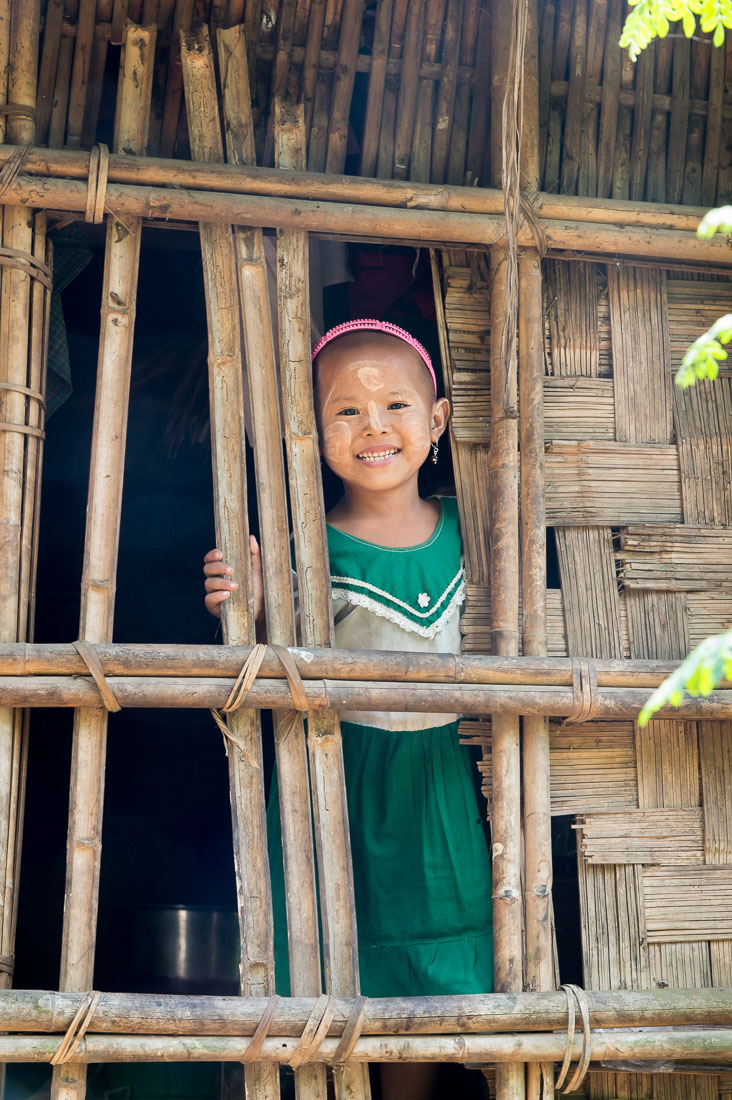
[[133, 905, 239, 995]]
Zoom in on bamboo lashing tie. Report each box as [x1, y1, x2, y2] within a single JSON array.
[[72, 640, 122, 712], [0, 142, 31, 199], [211, 644, 310, 765], [85, 143, 110, 225], [0, 245, 53, 289], [288, 995, 337, 1069], [50, 990, 100, 1065], [241, 994, 280, 1063], [0, 953, 13, 976], [555, 984, 592, 1094], [519, 192, 548, 259], [563, 658, 599, 724], [241, 995, 369, 1066]]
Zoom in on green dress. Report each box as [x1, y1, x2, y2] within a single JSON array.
[[268, 497, 493, 997]]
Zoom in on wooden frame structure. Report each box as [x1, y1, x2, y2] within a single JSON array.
[[1, 1, 732, 1099]]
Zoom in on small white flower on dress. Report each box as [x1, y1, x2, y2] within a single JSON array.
[[417, 592, 431, 608]]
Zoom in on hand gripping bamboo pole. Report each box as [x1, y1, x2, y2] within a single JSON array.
[[275, 101, 370, 1100], [51, 23, 156, 1100], [519, 2, 554, 1099], [180, 28, 279, 1100], [216, 25, 326, 1100]]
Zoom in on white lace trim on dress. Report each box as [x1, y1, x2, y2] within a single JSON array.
[[332, 581, 466, 639]]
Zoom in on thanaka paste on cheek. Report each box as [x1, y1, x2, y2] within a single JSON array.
[[322, 421, 352, 465], [400, 409, 431, 450], [357, 366, 384, 391]]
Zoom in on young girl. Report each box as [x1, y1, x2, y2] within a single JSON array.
[[204, 320, 493, 1100]]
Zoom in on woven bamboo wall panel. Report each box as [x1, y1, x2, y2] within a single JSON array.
[[462, 720, 638, 817], [674, 377, 732, 527], [556, 527, 625, 659], [699, 722, 732, 865], [643, 867, 732, 942], [576, 809, 704, 865], [544, 378, 615, 440], [545, 442, 683, 525], [668, 280, 732, 376], [608, 266, 672, 445], [618, 525, 732, 591]]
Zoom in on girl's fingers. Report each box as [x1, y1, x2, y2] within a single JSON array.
[[203, 548, 223, 563], [204, 576, 238, 593], [203, 560, 235, 577]]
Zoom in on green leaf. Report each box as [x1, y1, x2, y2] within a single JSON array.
[[638, 628, 732, 727]]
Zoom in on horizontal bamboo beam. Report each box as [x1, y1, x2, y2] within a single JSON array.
[[3, 675, 732, 717], [2, 988, 729, 1034], [0, 1030, 728, 1064], [0, 643, 701, 687], [0, 170, 728, 264], [0, 143, 714, 231]]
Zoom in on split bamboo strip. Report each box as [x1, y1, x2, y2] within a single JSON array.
[[0, 1029, 728, 1063], [217, 31, 324, 1100], [276, 101, 370, 1100], [544, 260, 599, 377], [5, 675, 732, 717], [0, 987, 729, 1033], [555, 528, 624, 659], [181, 26, 279, 1100], [51, 23, 155, 1100], [543, 377, 615, 440], [674, 376, 732, 527], [0, 643, 697, 687], [698, 721, 732, 864]]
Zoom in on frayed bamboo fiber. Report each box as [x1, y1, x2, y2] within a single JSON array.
[[0, 644, 694, 687], [180, 26, 278, 1100], [276, 100, 369, 1100], [0, 987, 729, 1033], [51, 23, 156, 1100], [0, 1029, 728, 1064], [216, 31, 324, 1100]]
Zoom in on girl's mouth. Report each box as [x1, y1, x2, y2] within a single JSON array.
[[356, 448, 400, 464]]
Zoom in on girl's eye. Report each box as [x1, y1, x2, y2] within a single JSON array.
[[388, 402, 409, 410], [337, 408, 359, 416]]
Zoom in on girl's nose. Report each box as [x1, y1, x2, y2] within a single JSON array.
[[366, 401, 385, 432]]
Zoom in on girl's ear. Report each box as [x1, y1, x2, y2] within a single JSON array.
[[431, 397, 450, 440]]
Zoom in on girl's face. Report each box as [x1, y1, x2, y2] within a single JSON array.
[[315, 334, 449, 493]]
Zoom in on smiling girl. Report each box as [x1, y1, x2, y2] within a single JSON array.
[[204, 320, 493, 1100]]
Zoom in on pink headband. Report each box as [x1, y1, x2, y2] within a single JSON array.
[[311, 319, 437, 396]]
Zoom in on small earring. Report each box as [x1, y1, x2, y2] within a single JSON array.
[[431, 440, 439, 465]]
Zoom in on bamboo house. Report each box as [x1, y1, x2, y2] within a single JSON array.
[[0, 0, 731, 1097]]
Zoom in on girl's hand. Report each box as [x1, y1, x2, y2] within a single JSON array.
[[203, 536, 264, 621]]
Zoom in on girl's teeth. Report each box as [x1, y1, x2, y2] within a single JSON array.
[[359, 449, 398, 462]]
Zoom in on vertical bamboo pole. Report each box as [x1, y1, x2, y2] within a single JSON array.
[[0, 9, 41, 1096], [520, 2, 554, 1099], [276, 101, 371, 1100], [180, 28, 279, 1100], [51, 24, 156, 1100], [491, 0, 524, 1096], [216, 26, 326, 1100]]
